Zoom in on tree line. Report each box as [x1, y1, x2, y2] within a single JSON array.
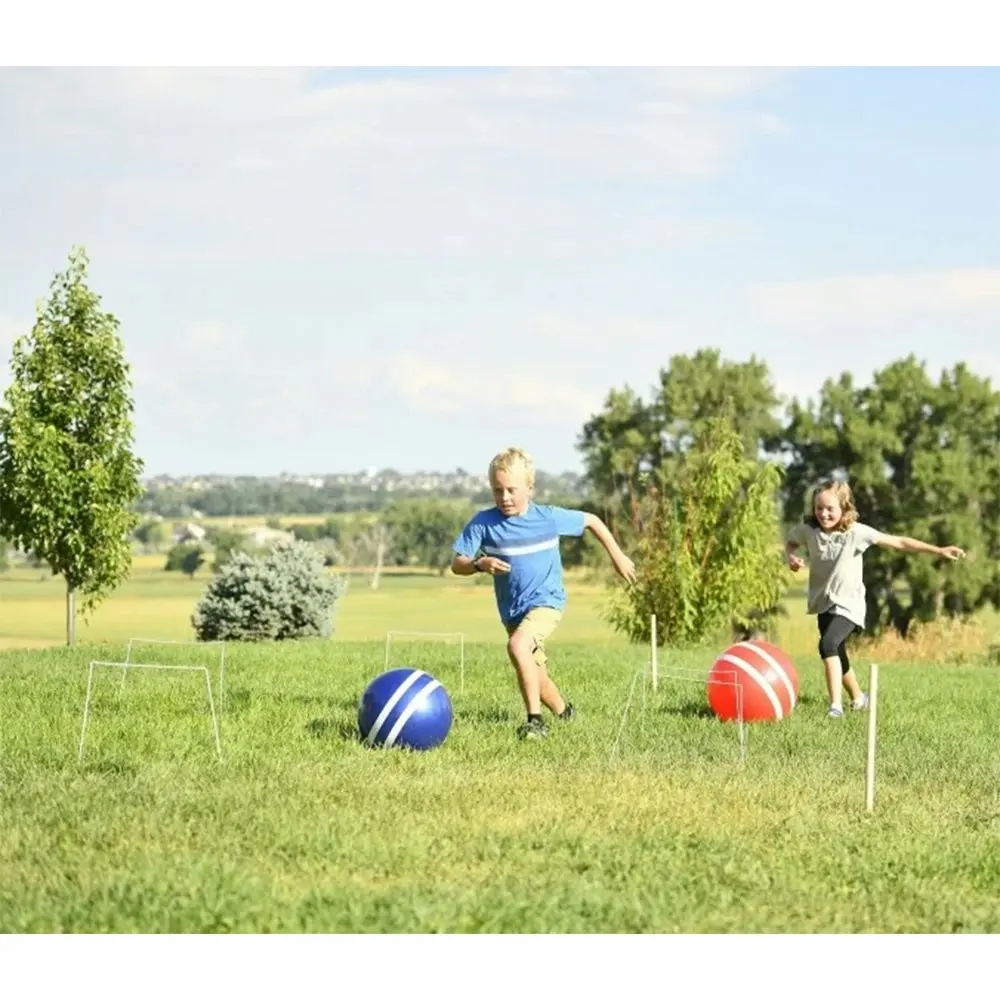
[[136, 470, 584, 518], [578, 348, 1000, 640], [3, 248, 998, 646], [154, 501, 486, 583]]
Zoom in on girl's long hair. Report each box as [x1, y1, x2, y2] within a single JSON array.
[[805, 479, 858, 532]]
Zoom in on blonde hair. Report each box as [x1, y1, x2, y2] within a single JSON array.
[[806, 479, 858, 532], [488, 447, 535, 489]]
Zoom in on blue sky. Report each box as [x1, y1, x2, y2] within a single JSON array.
[[1, 67, 998, 477]]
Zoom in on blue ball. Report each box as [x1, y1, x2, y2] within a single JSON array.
[[358, 667, 453, 751]]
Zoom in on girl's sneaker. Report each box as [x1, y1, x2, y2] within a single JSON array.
[[827, 704, 844, 719], [851, 693, 870, 711]]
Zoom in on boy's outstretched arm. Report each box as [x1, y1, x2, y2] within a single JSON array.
[[583, 513, 637, 584], [875, 534, 966, 560]]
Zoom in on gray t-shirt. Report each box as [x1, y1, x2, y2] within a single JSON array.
[[788, 521, 885, 628]]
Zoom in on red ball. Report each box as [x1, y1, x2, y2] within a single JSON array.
[[706, 640, 800, 722]]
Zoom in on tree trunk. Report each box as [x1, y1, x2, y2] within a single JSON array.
[[66, 583, 76, 646], [370, 534, 384, 590]]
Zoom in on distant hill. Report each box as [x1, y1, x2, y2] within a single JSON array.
[[137, 469, 588, 518]]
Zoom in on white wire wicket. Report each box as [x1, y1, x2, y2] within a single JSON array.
[[122, 637, 227, 708], [608, 662, 646, 763], [383, 630, 466, 693], [609, 661, 747, 764], [78, 660, 223, 763]]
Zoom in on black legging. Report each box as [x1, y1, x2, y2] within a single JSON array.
[[817, 610, 858, 675]]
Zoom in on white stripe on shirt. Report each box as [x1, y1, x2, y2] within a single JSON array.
[[483, 537, 559, 557]]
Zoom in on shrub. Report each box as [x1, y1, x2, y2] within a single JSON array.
[[607, 417, 790, 648], [202, 527, 255, 574], [191, 539, 344, 642], [165, 542, 205, 577]]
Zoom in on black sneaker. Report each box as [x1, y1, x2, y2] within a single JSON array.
[[558, 703, 576, 721], [516, 717, 548, 740]]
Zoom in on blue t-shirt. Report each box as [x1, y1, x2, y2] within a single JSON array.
[[452, 502, 587, 626]]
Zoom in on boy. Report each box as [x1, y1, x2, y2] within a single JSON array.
[[451, 447, 636, 740]]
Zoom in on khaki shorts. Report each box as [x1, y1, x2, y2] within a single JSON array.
[[505, 606, 563, 670]]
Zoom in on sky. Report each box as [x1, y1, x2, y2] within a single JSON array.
[[2, 63, 999, 477]]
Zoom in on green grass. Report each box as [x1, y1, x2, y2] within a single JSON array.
[[2, 571, 999, 931], [0, 558, 660, 648]]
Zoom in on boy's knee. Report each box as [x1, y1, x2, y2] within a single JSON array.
[[507, 631, 533, 658]]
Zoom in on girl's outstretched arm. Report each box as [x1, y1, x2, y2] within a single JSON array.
[[875, 534, 966, 560]]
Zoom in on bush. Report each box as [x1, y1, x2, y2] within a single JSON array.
[[191, 539, 344, 642], [607, 417, 790, 648], [202, 527, 255, 574], [165, 542, 205, 577]]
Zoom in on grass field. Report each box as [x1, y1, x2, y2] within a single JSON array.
[[2, 560, 999, 932], [0, 556, 645, 649]]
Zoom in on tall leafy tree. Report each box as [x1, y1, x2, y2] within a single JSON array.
[[134, 518, 168, 553], [0, 247, 144, 644], [382, 498, 477, 574], [577, 386, 659, 535], [578, 349, 782, 538], [776, 356, 1000, 635], [655, 348, 782, 460]]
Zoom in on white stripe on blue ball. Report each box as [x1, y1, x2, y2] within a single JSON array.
[[383, 679, 443, 748], [360, 666, 453, 751], [363, 668, 427, 746]]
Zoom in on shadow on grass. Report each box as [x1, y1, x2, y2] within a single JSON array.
[[458, 704, 516, 725], [657, 689, 820, 721], [281, 692, 344, 709], [223, 689, 251, 712], [244, 691, 354, 711], [80, 758, 139, 779], [661, 701, 717, 721], [306, 717, 360, 743]]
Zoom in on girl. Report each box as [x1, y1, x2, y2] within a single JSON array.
[[785, 480, 965, 718]]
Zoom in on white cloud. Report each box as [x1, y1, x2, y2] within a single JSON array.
[[639, 68, 784, 101], [530, 312, 679, 346], [746, 268, 1000, 405], [0, 67, 784, 264], [388, 354, 464, 414], [179, 322, 243, 358], [388, 351, 601, 424], [757, 112, 788, 134], [126, 316, 604, 458], [748, 267, 1000, 330]]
